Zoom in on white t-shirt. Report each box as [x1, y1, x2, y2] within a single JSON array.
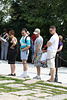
[[41, 52, 47, 62], [47, 33, 59, 53]]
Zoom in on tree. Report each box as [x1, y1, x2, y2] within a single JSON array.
[[0, 0, 67, 65]]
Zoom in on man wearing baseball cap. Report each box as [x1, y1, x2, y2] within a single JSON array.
[[33, 28, 43, 80]]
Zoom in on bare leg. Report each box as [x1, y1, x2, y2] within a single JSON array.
[[10, 64, 16, 74], [50, 68, 55, 82], [37, 66, 40, 76], [23, 60, 28, 71]]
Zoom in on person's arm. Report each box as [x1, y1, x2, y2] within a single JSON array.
[[47, 36, 54, 47], [33, 44, 41, 58], [34, 45, 41, 54], [57, 45, 63, 52], [21, 37, 30, 51], [21, 46, 30, 51], [47, 41, 52, 47], [10, 38, 17, 49], [0, 36, 5, 44], [6, 33, 9, 40]]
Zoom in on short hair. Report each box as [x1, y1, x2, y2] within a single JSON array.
[[3, 28, 7, 33], [9, 30, 15, 35], [50, 26, 56, 30], [59, 35, 63, 42], [22, 28, 27, 32]]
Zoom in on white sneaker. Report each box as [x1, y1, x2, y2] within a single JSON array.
[[20, 74, 29, 78], [33, 76, 41, 80]]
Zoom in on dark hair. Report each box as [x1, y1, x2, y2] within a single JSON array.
[[9, 30, 15, 35], [22, 28, 27, 32], [3, 28, 7, 33], [50, 26, 56, 30]]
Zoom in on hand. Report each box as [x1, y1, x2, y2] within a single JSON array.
[[3, 42, 5, 44], [33, 54, 36, 59], [21, 49, 24, 51], [10, 46, 14, 49]]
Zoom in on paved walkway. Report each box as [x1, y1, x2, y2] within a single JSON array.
[[0, 60, 67, 85], [0, 60, 67, 100]]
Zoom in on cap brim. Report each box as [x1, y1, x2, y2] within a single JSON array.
[[33, 32, 38, 34]]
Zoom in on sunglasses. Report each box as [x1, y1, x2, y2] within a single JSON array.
[[49, 30, 53, 32], [21, 33, 24, 34]]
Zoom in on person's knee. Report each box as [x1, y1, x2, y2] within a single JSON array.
[[23, 60, 27, 65], [37, 66, 40, 69]]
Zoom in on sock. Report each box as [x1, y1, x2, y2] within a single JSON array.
[[23, 71, 27, 75], [37, 75, 40, 78]]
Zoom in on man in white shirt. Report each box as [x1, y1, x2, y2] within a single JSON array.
[[47, 26, 59, 82]]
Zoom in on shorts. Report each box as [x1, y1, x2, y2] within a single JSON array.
[[47, 51, 56, 68], [21, 50, 29, 60], [34, 53, 42, 67], [8, 50, 17, 64]]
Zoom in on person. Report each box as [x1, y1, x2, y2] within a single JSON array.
[[47, 26, 59, 82], [56, 35, 63, 70], [33, 28, 43, 80], [40, 45, 47, 68], [31, 34, 37, 64], [20, 28, 30, 78], [0, 28, 9, 60], [49, 35, 63, 75], [8, 30, 18, 76]]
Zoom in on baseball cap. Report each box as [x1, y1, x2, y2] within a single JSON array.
[[27, 31, 30, 35], [33, 28, 40, 34]]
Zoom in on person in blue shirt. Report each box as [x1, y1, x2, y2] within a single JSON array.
[[20, 28, 30, 78]]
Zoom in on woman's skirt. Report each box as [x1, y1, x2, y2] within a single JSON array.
[[8, 49, 18, 64]]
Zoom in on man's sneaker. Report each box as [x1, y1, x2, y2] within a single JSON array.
[[33, 76, 41, 80], [8, 73, 16, 76], [20, 74, 29, 78]]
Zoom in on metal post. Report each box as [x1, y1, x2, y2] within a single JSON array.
[[54, 54, 62, 83], [54, 54, 58, 82]]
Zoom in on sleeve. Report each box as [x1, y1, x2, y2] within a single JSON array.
[[60, 42, 63, 46], [49, 36, 55, 43], [37, 39, 42, 45], [26, 37, 30, 46]]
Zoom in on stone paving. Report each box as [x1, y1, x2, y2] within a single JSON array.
[[0, 60, 67, 100], [0, 75, 67, 100]]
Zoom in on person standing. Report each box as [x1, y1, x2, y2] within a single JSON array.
[[0, 28, 9, 60], [47, 26, 59, 82], [31, 34, 37, 64], [33, 28, 43, 80], [20, 28, 30, 78], [8, 30, 18, 76], [56, 35, 63, 70]]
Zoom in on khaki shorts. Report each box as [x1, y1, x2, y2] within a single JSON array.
[[34, 53, 42, 67], [47, 51, 56, 68]]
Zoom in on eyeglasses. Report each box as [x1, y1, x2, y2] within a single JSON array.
[[49, 30, 53, 32], [21, 33, 24, 34]]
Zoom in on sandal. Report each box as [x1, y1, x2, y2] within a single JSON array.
[[46, 80, 52, 82], [8, 73, 16, 76]]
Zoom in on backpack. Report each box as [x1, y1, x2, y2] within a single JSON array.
[[25, 36, 33, 51]]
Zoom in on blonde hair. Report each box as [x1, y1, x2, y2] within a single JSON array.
[[59, 35, 63, 42]]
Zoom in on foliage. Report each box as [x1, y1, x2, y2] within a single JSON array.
[[0, 0, 67, 66]]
